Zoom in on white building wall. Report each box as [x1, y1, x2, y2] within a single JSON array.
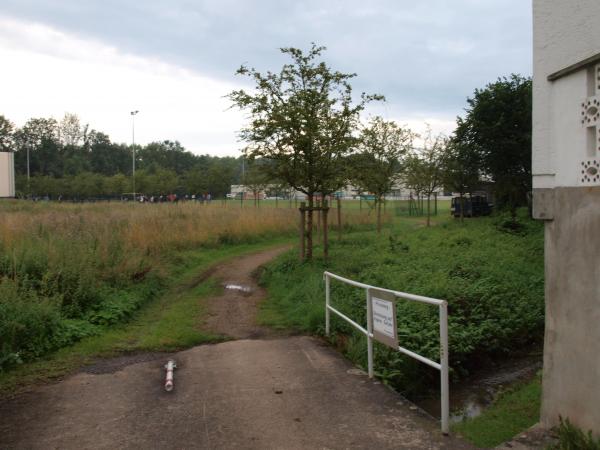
[[533, 0, 600, 435], [533, 0, 600, 189], [0, 152, 15, 198]]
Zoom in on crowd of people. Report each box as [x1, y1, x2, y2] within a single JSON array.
[[137, 193, 212, 203]]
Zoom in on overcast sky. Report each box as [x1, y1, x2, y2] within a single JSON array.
[[0, 1, 532, 156]]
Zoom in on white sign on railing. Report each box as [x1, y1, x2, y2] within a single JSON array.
[[370, 289, 398, 349]]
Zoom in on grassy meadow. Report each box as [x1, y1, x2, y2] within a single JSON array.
[[0, 199, 381, 372]]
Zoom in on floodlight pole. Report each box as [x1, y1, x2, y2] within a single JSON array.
[[130, 110, 139, 202], [26, 144, 30, 188]]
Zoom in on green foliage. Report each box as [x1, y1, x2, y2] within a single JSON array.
[[350, 116, 414, 232], [0, 114, 14, 152], [4, 113, 245, 198], [229, 44, 383, 258], [259, 212, 544, 394], [0, 239, 290, 393], [442, 139, 480, 198], [550, 418, 600, 450], [453, 74, 532, 209], [403, 128, 448, 226], [453, 375, 542, 448], [229, 44, 382, 199]]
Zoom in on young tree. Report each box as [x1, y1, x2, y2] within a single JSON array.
[[243, 161, 270, 207], [350, 117, 414, 233], [0, 115, 14, 152], [454, 74, 532, 215], [13, 118, 61, 178], [442, 139, 481, 220], [58, 113, 86, 147], [229, 44, 382, 259], [404, 129, 447, 227]]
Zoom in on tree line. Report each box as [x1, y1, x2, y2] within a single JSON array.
[[0, 44, 531, 259], [229, 44, 532, 259], [0, 113, 244, 198]]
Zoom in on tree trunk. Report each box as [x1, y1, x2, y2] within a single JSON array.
[[317, 199, 321, 238], [299, 201, 306, 261], [322, 200, 329, 261], [337, 196, 342, 241], [377, 196, 382, 233], [426, 195, 431, 226], [306, 195, 313, 260]]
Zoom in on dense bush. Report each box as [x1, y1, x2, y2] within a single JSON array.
[[259, 211, 544, 393]]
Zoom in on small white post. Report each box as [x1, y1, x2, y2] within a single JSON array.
[[366, 288, 374, 378], [439, 302, 449, 435], [165, 359, 176, 392], [325, 274, 331, 336]]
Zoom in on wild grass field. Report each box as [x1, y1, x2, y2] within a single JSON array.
[[0, 199, 380, 371]]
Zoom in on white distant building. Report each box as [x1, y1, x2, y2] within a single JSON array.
[[0, 152, 15, 198], [229, 182, 444, 201]]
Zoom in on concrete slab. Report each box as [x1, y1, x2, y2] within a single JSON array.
[[0, 337, 471, 449]]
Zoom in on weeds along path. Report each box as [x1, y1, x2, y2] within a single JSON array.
[[0, 244, 472, 449]]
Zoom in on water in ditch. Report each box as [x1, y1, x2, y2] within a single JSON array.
[[414, 353, 542, 423]]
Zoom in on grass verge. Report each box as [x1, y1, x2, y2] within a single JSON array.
[[452, 375, 542, 448], [0, 237, 291, 397]]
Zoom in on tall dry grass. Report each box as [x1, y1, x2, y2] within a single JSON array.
[[0, 200, 382, 368]]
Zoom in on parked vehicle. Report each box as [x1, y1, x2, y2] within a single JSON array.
[[451, 195, 492, 217]]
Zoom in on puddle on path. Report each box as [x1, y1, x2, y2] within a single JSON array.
[[224, 284, 253, 294], [414, 354, 542, 423]]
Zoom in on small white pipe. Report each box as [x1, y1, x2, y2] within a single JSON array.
[[165, 360, 176, 392]]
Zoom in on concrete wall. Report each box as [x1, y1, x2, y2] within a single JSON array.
[[0, 152, 15, 198], [541, 187, 600, 433], [533, 0, 600, 434]]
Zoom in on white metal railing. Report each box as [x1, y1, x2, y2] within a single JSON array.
[[324, 271, 449, 434]]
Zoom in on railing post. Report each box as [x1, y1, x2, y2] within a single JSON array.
[[366, 287, 374, 378], [325, 274, 330, 336], [439, 301, 449, 435]]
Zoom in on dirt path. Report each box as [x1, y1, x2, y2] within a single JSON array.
[[0, 245, 472, 449], [202, 245, 290, 339]]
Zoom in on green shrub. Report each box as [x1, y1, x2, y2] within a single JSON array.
[[260, 213, 544, 393], [551, 417, 600, 450]]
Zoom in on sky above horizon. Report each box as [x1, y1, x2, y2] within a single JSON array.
[[0, 1, 532, 156]]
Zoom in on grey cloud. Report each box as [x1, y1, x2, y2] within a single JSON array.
[[1, 0, 532, 120]]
